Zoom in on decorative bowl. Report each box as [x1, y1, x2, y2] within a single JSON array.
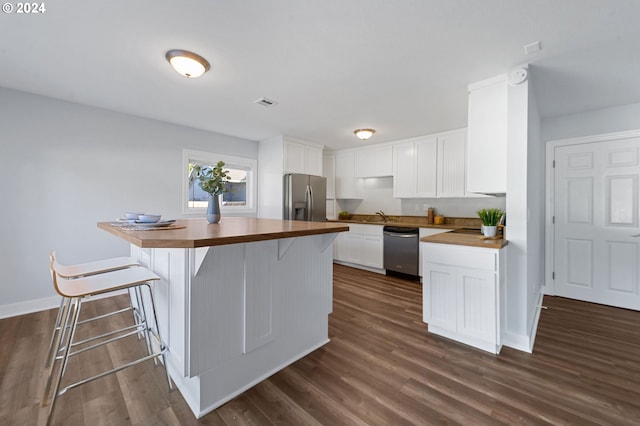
[[124, 212, 144, 220], [137, 214, 161, 223]]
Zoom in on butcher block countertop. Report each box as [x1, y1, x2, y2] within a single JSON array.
[[420, 231, 508, 249], [98, 217, 349, 249]]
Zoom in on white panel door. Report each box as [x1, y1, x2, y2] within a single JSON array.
[[554, 138, 640, 310]]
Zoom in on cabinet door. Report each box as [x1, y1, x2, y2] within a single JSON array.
[[305, 146, 323, 176], [335, 152, 362, 199], [362, 235, 383, 268], [333, 232, 348, 262], [437, 133, 466, 197], [323, 154, 336, 199], [415, 137, 438, 198], [456, 268, 497, 343], [423, 262, 457, 330], [393, 142, 416, 198], [467, 76, 508, 194], [355, 146, 393, 178], [345, 233, 363, 264], [284, 141, 306, 174]]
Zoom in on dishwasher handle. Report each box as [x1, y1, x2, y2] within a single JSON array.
[[383, 231, 418, 238]]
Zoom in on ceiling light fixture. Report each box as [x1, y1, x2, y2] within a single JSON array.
[[165, 49, 210, 78], [354, 128, 376, 140]]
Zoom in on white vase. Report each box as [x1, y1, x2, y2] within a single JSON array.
[[482, 225, 497, 237]]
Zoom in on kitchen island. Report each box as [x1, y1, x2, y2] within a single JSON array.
[[98, 217, 349, 418]]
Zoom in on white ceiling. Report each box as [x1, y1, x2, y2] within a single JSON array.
[[1, 0, 639, 149]]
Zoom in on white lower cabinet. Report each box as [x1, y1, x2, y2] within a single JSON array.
[[422, 242, 506, 354], [334, 224, 383, 270]]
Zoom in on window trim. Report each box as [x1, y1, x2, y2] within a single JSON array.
[[182, 149, 257, 215]]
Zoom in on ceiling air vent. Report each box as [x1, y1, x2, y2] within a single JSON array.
[[254, 97, 278, 107]]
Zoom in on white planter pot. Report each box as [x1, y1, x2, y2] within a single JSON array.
[[482, 225, 497, 237]]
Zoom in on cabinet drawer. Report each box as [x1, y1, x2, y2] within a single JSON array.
[[422, 243, 497, 271]]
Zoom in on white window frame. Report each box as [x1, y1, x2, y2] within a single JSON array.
[[182, 149, 257, 215]]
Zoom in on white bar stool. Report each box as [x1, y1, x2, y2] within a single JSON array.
[[43, 258, 172, 426], [45, 251, 141, 370]]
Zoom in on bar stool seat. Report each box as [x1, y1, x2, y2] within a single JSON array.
[[53, 255, 139, 278], [43, 258, 172, 425], [44, 251, 141, 371]]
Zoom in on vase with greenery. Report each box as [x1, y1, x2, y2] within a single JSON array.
[[191, 161, 229, 224], [476, 208, 505, 237]]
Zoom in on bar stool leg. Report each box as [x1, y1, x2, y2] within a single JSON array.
[[129, 287, 145, 340], [44, 297, 70, 369], [144, 283, 173, 391], [134, 286, 156, 364], [42, 297, 73, 406], [46, 298, 82, 426]]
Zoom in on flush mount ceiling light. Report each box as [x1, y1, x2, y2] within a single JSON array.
[[354, 128, 376, 140], [165, 49, 210, 78]]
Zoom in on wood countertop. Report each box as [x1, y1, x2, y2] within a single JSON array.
[[98, 217, 350, 249], [420, 231, 508, 249]]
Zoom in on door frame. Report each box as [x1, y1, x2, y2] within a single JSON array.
[[545, 128, 640, 296]]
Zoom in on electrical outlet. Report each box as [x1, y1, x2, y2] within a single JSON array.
[[423, 204, 428, 211]]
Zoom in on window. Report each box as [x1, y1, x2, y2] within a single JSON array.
[[182, 149, 257, 215]]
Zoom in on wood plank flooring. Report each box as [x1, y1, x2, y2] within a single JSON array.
[[1, 263, 640, 425]]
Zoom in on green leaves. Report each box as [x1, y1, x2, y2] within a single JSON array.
[[192, 160, 229, 196], [476, 208, 505, 226]]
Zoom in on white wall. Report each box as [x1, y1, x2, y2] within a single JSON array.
[[505, 74, 529, 349], [542, 101, 640, 142], [336, 176, 506, 218], [526, 75, 544, 346], [0, 87, 257, 317]]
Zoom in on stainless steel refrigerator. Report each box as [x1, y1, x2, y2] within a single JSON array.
[[283, 173, 327, 221]]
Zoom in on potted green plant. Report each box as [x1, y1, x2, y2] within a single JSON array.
[[191, 161, 229, 224], [338, 211, 352, 220], [476, 208, 505, 237]]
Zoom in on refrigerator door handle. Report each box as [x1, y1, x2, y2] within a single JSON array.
[[306, 184, 313, 221]]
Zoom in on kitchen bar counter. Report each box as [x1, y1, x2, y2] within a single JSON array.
[[99, 217, 347, 418], [328, 214, 482, 229], [98, 217, 349, 248], [420, 231, 508, 249]]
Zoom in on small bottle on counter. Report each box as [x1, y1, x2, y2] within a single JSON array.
[[427, 207, 434, 224]]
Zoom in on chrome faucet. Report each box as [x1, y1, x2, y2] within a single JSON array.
[[376, 210, 389, 222]]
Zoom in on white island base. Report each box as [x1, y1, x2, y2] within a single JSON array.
[[129, 233, 337, 418]]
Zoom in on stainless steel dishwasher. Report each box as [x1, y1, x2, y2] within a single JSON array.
[[383, 226, 419, 277]]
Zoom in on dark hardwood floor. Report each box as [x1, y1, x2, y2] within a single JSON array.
[[1, 263, 640, 425]]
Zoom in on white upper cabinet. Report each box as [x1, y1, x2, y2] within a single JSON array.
[[258, 136, 323, 219], [322, 153, 336, 199], [392, 141, 417, 198], [437, 131, 466, 198], [393, 137, 437, 198], [393, 129, 484, 199], [284, 140, 323, 176], [466, 74, 508, 194], [354, 146, 393, 178], [335, 151, 363, 199], [415, 138, 438, 197]]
